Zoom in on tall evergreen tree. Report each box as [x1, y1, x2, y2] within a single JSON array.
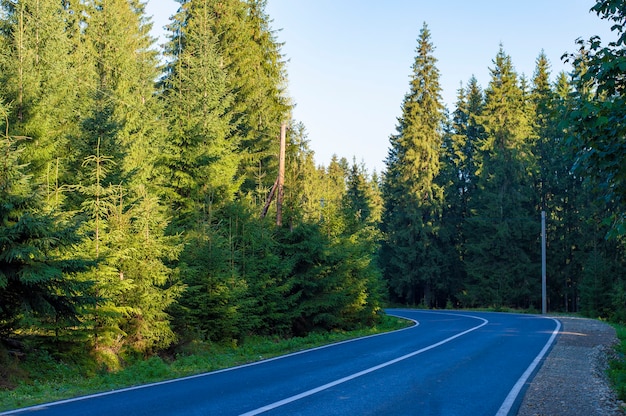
[[162, 0, 240, 225], [438, 77, 486, 305], [196, 0, 291, 193], [530, 57, 583, 312], [161, 0, 247, 344], [74, 0, 163, 185], [380, 23, 446, 306], [0, 0, 79, 186], [462, 47, 539, 308], [72, 0, 180, 360], [283, 121, 326, 224], [343, 161, 374, 229], [0, 110, 92, 339]]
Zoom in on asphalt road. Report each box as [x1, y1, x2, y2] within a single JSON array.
[[2, 310, 560, 416]]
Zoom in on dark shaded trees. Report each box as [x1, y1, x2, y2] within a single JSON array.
[[462, 47, 539, 309]]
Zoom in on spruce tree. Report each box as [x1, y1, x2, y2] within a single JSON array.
[[343, 162, 373, 229], [463, 47, 539, 309], [161, 0, 248, 344], [0, 110, 92, 338], [196, 0, 291, 194], [438, 78, 485, 305], [380, 23, 446, 306], [0, 0, 79, 186], [73, 0, 180, 359], [283, 122, 322, 223], [530, 56, 582, 312], [162, 0, 240, 225]]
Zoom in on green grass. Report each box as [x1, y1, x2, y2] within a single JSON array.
[[609, 323, 626, 401], [0, 315, 410, 412]]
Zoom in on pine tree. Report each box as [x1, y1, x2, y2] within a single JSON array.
[[318, 155, 348, 236], [343, 162, 373, 229], [530, 57, 582, 312], [72, 0, 163, 184], [69, 1, 181, 359], [105, 185, 183, 354], [380, 23, 446, 306], [463, 47, 539, 309], [437, 78, 485, 305], [283, 121, 327, 224], [233, 202, 295, 337], [0, 0, 79, 186], [0, 109, 92, 338], [162, 0, 240, 225], [197, 0, 291, 194]]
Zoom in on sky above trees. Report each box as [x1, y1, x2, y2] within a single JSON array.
[[146, 1, 614, 172]]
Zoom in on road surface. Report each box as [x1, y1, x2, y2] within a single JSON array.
[[2, 310, 560, 416]]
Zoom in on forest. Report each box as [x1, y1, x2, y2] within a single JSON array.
[[0, 0, 625, 384]]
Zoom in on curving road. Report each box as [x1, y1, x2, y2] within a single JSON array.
[[2, 310, 560, 416]]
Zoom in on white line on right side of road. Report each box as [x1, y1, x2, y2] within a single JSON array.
[[495, 317, 562, 416], [239, 313, 489, 416]]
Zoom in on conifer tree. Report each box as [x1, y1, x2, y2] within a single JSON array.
[[344, 162, 373, 229], [463, 47, 539, 308], [0, 0, 79, 185], [318, 155, 348, 236], [530, 57, 579, 312], [0, 109, 92, 338], [196, 0, 291, 193], [437, 78, 485, 304], [73, 0, 163, 185], [283, 122, 322, 223], [162, 0, 240, 224], [160, 0, 248, 344], [105, 185, 183, 354], [72, 1, 180, 359], [231, 203, 294, 337], [380, 23, 446, 306]]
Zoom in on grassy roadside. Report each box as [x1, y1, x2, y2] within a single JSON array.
[[609, 323, 626, 401], [0, 315, 410, 412]]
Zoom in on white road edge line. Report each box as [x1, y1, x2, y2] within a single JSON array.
[[495, 317, 562, 416], [239, 313, 489, 416], [0, 314, 420, 416]]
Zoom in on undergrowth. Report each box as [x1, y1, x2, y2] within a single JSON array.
[[0, 315, 410, 412], [609, 323, 626, 401]]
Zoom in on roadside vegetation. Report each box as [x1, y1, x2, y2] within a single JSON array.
[[609, 323, 626, 401]]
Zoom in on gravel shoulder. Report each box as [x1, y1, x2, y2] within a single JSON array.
[[517, 316, 625, 416]]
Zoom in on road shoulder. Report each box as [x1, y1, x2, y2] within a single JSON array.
[[517, 316, 624, 416]]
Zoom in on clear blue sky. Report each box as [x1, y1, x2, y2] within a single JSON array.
[[145, 1, 613, 173]]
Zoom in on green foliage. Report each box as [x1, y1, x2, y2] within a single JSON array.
[[0, 128, 93, 337], [462, 47, 539, 309], [381, 23, 447, 307], [3, 0, 626, 402], [566, 0, 626, 238], [172, 222, 247, 343], [0, 0, 79, 181], [609, 322, 626, 401], [176, 0, 291, 193], [161, 0, 240, 223]]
